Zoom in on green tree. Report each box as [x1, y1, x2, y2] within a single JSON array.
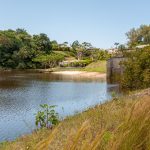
[[0, 30, 22, 68], [126, 25, 150, 47], [51, 40, 59, 51], [71, 41, 86, 60], [33, 53, 64, 69], [33, 33, 52, 54]]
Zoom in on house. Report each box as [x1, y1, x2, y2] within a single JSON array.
[[106, 48, 118, 54], [136, 44, 149, 49]]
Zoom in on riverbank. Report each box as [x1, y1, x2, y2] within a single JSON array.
[[0, 60, 106, 74], [52, 60, 106, 73], [0, 69, 106, 79], [52, 71, 106, 78], [1, 88, 150, 150]]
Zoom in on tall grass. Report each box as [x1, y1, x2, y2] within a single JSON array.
[[35, 123, 61, 150]]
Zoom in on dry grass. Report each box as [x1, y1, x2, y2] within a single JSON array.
[[0, 89, 150, 150]]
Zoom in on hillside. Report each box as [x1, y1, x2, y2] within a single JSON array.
[[83, 61, 106, 73]]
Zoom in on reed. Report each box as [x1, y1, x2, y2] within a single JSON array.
[[64, 120, 90, 150], [35, 124, 61, 150]]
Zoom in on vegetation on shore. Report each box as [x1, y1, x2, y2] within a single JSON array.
[[111, 25, 150, 90], [35, 104, 59, 129], [126, 25, 150, 48], [0, 29, 110, 70], [121, 46, 150, 89], [0, 89, 150, 150], [83, 60, 106, 73], [52, 60, 106, 73]]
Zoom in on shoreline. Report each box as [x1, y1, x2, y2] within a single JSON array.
[[0, 69, 106, 78], [52, 71, 106, 78], [1, 89, 149, 149]]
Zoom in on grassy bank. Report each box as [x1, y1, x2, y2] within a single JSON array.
[[83, 60, 106, 73], [0, 61, 106, 74], [0, 89, 150, 150], [53, 61, 106, 73]]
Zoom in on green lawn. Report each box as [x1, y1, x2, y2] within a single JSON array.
[[83, 60, 106, 73]]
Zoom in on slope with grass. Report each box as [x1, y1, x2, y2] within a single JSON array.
[[53, 60, 106, 73], [83, 60, 106, 73], [0, 89, 150, 150]]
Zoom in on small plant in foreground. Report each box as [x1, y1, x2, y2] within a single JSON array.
[[111, 91, 118, 100], [35, 104, 59, 129]]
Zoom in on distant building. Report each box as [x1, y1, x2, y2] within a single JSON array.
[[106, 48, 118, 54], [136, 44, 149, 49], [59, 60, 78, 67]]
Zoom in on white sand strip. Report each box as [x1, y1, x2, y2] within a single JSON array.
[[52, 71, 106, 78]]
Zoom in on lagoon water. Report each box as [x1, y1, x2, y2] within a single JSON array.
[[0, 71, 117, 141]]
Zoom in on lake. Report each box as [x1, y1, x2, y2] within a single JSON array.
[[0, 71, 118, 141]]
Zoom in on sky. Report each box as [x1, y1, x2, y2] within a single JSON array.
[[0, 0, 150, 48]]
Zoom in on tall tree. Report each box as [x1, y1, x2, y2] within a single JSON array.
[[126, 25, 150, 47], [33, 33, 52, 54]]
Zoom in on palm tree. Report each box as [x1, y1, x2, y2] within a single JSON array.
[[114, 42, 119, 48]]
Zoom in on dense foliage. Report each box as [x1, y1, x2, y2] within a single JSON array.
[[33, 53, 64, 69], [121, 46, 150, 89], [0, 29, 110, 69], [126, 24, 150, 47], [0, 29, 52, 69], [119, 25, 150, 89]]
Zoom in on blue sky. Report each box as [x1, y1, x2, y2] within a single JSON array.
[[0, 0, 150, 48]]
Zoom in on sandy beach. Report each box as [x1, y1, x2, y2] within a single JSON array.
[[52, 71, 106, 78]]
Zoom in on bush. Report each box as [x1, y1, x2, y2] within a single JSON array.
[[121, 47, 150, 89], [70, 59, 92, 67], [35, 104, 59, 129]]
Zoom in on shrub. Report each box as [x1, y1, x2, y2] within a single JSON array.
[[35, 104, 59, 129], [70, 59, 92, 67], [121, 47, 150, 89]]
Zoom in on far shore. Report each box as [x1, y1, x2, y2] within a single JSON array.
[[0, 69, 106, 79], [52, 71, 106, 78]]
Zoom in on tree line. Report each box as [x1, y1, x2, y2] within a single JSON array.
[[0, 29, 110, 69]]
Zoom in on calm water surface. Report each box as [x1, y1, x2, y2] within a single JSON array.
[[0, 71, 118, 141]]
